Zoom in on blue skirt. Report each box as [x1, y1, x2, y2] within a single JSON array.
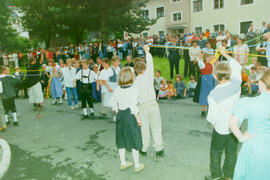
[[199, 74, 215, 106], [50, 77, 63, 99]]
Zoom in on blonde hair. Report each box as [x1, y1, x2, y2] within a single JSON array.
[[118, 67, 134, 86], [66, 58, 72, 64], [134, 62, 146, 75], [261, 68, 270, 90], [80, 59, 89, 65], [111, 55, 120, 62], [214, 62, 231, 81]]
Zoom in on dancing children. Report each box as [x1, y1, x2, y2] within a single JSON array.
[[110, 67, 144, 173], [133, 45, 164, 157], [205, 46, 242, 180], [229, 69, 270, 180], [197, 52, 215, 117], [25, 53, 44, 111], [0, 66, 21, 128], [47, 60, 63, 105], [174, 74, 186, 98], [75, 59, 95, 119], [61, 59, 79, 109]]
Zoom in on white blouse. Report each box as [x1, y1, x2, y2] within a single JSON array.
[[109, 86, 139, 115]]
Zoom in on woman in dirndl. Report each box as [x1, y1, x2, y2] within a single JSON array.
[[197, 52, 215, 117]]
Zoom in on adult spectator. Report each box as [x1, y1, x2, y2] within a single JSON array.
[[256, 33, 268, 67], [198, 34, 206, 49], [205, 29, 210, 39], [259, 21, 266, 34], [189, 41, 201, 80], [183, 40, 191, 78], [263, 24, 270, 34], [168, 39, 180, 79], [233, 37, 249, 65], [216, 31, 226, 48], [226, 33, 236, 51]]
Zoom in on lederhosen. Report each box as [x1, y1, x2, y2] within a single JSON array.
[[258, 41, 268, 67], [80, 70, 93, 109]]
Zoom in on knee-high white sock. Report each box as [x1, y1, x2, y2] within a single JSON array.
[[82, 108, 87, 115], [132, 149, 140, 168], [4, 115, 8, 122], [119, 148, 126, 166], [12, 113, 18, 122]]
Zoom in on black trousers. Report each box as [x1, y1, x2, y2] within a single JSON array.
[[189, 62, 196, 78], [210, 129, 238, 178], [184, 56, 190, 77], [2, 98, 16, 114], [169, 59, 179, 79], [81, 84, 93, 109]]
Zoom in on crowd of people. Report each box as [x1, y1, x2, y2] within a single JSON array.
[[0, 23, 270, 178]]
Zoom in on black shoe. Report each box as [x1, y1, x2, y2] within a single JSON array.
[[6, 121, 11, 126], [88, 113, 95, 119], [156, 150, 164, 157], [139, 150, 147, 156], [13, 121, 19, 126], [205, 175, 224, 180], [81, 115, 88, 120], [201, 111, 206, 117]]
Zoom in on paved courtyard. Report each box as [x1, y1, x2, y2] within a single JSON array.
[[0, 98, 239, 180]]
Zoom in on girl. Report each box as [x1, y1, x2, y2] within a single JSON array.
[[174, 74, 186, 98], [47, 60, 63, 105], [229, 69, 270, 180], [110, 67, 144, 173], [197, 52, 215, 117], [158, 79, 169, 99], [167, 80, 175, 99]]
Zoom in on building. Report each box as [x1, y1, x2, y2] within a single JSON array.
[[139, 0, 270, 37], [140, 0, 190, 38], [190, 0, 270, 35]]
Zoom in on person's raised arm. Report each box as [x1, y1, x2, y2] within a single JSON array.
[[220, 46, 242, 81], [144, 45, 154, 81], [197, 52, 206, 69], [39, 50, 44, 64]]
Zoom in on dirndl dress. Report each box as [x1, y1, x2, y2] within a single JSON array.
[[116, 108, 142, 151], [199, 74, 215, 106], [50, 77, 63, 99]]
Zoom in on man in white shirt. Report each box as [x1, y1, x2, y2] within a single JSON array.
[[133, 45, 164, 157], [205, 47, 242, 180], [61, 59, 79, 109]]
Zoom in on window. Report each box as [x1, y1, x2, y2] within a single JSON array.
[[142, 32, 148, 39], [193, 0, 203, 12], [158, 30, 165, 37], [195, 27, 202, 34], [241, 0, 253, 5], [156, 7, 164, 18], [171, 0, 181, 2], [214, 0, 224, 9], [213, 24, 225, 32], [142, 10, 149, 19], [240, 21, 253, 34], [172, 12, 182, 22]]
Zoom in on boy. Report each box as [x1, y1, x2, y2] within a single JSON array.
[[0, 66, 21, 127], [124, 55, 134, 67], [154, 70, 163, 98], [61, 59, 79, 109], [186, 76, 197, 97], [133, 45, 164, 157], [247, 66, 260, 96], [205, 46, 242, 180], [75, 59, 95, 119]]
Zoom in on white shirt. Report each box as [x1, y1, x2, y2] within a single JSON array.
[[110, 86, 139, 115], [133, 53, 156, 104], [216, 35, 226, 48], [99, 68, 113, 93], [189, 46, 201, 62], [61, 67, 77, 87], [207, 57, 242, 135], [76, 69, 96, 84]]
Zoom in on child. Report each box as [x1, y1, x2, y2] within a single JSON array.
[[247, 66, 260, 96], [154, 70, 163, 98], [197, 52, 215, 117], [244, 57, 257, 73], [13, 67, 25, 98], [47, 60, 63, 105], [241, 69, 249, 95], [110, 67, 144, 173], [186, 76, 197, 97], [61, 59, 79, 109], [40, 64, 49, 95], [124, 55, 134, 67], [158, 79, 169, 99], [74, 60, 82, 101], [133, 45, 164, 157], [91, 64, 101, 102], [25, 53, 44, 111], [229, 69, 270, 180], [174, 74, 186, 98], [0, 66, 21, 127], [167, 80, 175, 99], [205, 47, 242, 180], [75, 59, 95, 119]]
